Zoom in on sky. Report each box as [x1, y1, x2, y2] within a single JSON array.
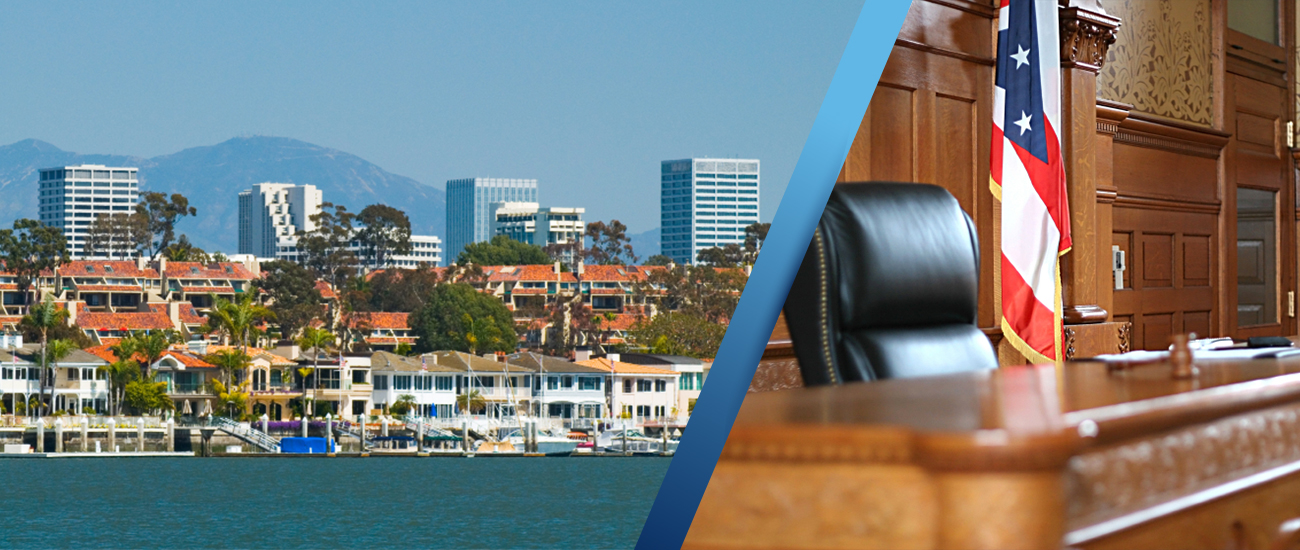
[[0, 1, 863, 233]]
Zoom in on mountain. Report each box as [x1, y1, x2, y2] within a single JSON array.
[[629, 226, 660, 259], [0, 137, 446, 253]]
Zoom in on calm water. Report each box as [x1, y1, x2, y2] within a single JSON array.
[[0, 457, 669, 549]]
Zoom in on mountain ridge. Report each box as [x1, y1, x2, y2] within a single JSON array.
[[0, 136, 446, 253]]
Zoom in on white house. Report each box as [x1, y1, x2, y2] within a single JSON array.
[[508, 351, 607, 429], [614, 353, 706, 421], [575, 354, 680, 426], [1, 343, 111, 416], [370, 351, 459, 418]]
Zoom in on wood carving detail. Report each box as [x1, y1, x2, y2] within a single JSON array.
[[1067, 403, 1300, 529], [1117, 322, 1131, 353], [1060, 13, 1119, 71], [1065, 327, 1078, 360], [748, 358, 804, 393], [1097, 0, 1213, 126]]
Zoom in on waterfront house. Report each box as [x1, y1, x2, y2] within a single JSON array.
[[1, 344, 111, 415], [201, 345, 301, 421], [85, 345, 216, 416], [370, 351, 459, 418], [507, 351, 607, 429], [609, 353, 705, 421], [428, 350, 533, 419], [292, 351, 373, 418], [575, 354, 680, 426]]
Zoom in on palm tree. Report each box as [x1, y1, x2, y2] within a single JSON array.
[[456, 389, 486, 415], [296, 326, 334, 414], [113, 330, 180, 381], [205, 348, 251, 387], [97, 360, 138, 415], [461, 313, 504, 356], [392, 394, 416, 416], [205, 290, 274, 354], [42, 339, 76, 414], [23, 298, 68, 418]]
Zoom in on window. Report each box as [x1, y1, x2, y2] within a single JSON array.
[[374, 375, 389, 390], [547, 376, 560, 390], [320, 369, 340, 389], [561, 375, 573, 389], [393, 375, 412, 391], [637, 379, 653, 392], [67, 368, 79, 381], [636, 405, 651, 418], [352, 370, 367, 384], [436, 404, 454, 418], [271, 369, 284, 387], [415, 375, 433, 391], [435, 376, 453, 391], [655, 379, 667, 392], [623, 379, 633, 393], [578, 376, 601, 391], [654, 406, 665, 418]]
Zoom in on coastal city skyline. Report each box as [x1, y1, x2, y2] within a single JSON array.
[[0, 2, 862, 235]]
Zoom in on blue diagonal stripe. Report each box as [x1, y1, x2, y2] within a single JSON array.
[[634, 2, 913, 548]]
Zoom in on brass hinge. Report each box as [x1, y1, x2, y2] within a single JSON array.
[[1288, 121, 1295, 148]]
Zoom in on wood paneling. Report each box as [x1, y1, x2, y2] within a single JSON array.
[[1112, 205, 1218, 350]]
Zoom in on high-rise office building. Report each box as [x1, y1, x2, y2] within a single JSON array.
[[238, 183, 323, 258], [445, 178, 538, 263], [38, 165, 140, 259], [660, 158, 760, 264], [491, 202, 585, 264]]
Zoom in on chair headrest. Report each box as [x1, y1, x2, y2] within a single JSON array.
[[820, 182, 979, 330]]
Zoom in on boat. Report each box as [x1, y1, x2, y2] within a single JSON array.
[[501, 427, 580, 456], [596, 429, 678, 455]]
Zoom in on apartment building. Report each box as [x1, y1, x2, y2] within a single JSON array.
[[445, 178, 537, 263], [490, 202, 585, 264], [660, 158, 760, 264], [238, 183, 323, 258], [38, 165, 140, 260]]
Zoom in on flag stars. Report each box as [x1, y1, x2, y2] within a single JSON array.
[[1011, 45, 1031, 68], [1014, 111, 1033, 135]]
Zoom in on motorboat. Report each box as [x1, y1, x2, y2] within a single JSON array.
[[501, 427, 580, 456], [596, 429, 678, 455]]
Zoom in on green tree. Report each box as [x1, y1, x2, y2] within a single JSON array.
[[366, 267, 441, 313], [97, 360, 139, 415], [456, 390, 486, 415], [356, 204, 413, 269], [204, 290, 274, 354], [123, 380, 174, 415], [297, 326, 334, 402], [630, 313, 728, 359], [162, 234, 209, 262], [255, 260, 324, 339], [0, 219, 68, 311], [583, 220, 638, 265], [457, 235, 553, 266], [648, 264, 747, 323], [695, 243, 746, 267], [85, 212, 149, 260], [136, 192, 197, 261], [409, 283, 517, 354], [390, 394, 416, 416], [17, 315, 92, 349], [644, 254, 675, 267], [208, 378, 250, 420], [42, 339, 77, 414], [296, 203, 358, 290], [112, 329, 182, 381], [22, 298, 69, 417], [205, 348, 251, 387]]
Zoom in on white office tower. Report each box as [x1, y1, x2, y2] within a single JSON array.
[[445, 178, 538, 264], [273, 233, 442, 269], [38, 165, 140, 259], [238, 183, 323, 258], [660, 158, 760, 264], [491, 202, 585, 246]]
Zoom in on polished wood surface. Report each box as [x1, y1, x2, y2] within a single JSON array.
[[688, 358, 1300, 550]]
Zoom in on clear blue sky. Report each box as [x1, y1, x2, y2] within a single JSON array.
[[0, 1, 862, 233]]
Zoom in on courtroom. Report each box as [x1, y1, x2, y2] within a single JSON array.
[[686, 1, 1300, 549]]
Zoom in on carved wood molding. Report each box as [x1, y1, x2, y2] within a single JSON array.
[[1112, 110, 1231, 158], [1117, 323, 1130, 353], [1059, 7, 1121, 72], [894, 38, 995, 67], [1067, 402, 1300, 533], [1112, 192, 1221, 214], [1065, 327, 1078, 361]]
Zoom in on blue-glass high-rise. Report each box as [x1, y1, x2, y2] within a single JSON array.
[[445, 178, 538, 264], [660, 158, 760, 265]]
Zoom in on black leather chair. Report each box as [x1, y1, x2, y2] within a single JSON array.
[[783, 182, 998, 385]]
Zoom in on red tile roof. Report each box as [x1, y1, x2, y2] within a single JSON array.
[[595, 313, 641, 331], [164, 262, 255, 280], [86, 345, 215, 368], [574, 358, 678, 376], [181, 286, 234, 294], [77, 311, 175, 331], [365, 337, 417, 345], [483, 265, 577, 283], [314, 280, 337, 299], [581, 265, 645, 281], [61, 261, 159, 278], [74, 285, 144, 292], [509, 287, 548, 295], [177, 303, 206, 324], [345, 312, 410, 329]]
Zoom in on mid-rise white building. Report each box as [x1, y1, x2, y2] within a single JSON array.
[[238, 183, 323, 258], [660, 158, 760, 264], [273, 233, 442, 269], [491, 202, 585, 252], [38, 165, 140, 259]]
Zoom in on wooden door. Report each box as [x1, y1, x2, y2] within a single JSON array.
[[1226, 24, 1296, 338]]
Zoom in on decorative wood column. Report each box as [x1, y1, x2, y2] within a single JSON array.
[[1058, 0, 1120, 325]]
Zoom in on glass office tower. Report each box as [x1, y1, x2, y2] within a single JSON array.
[[38, 165, 139, 259], [445, 178, 538, 264], [660, 158, 760, 265]]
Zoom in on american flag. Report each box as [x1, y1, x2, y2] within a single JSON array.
[[421, 355, 427, 372], [990, 0, 1070, 363]]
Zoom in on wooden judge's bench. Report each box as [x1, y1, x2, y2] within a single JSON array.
[[686, 344, 1300, 550]]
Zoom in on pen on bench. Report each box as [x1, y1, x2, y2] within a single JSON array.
[[1257, 349, 1300, 359]]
